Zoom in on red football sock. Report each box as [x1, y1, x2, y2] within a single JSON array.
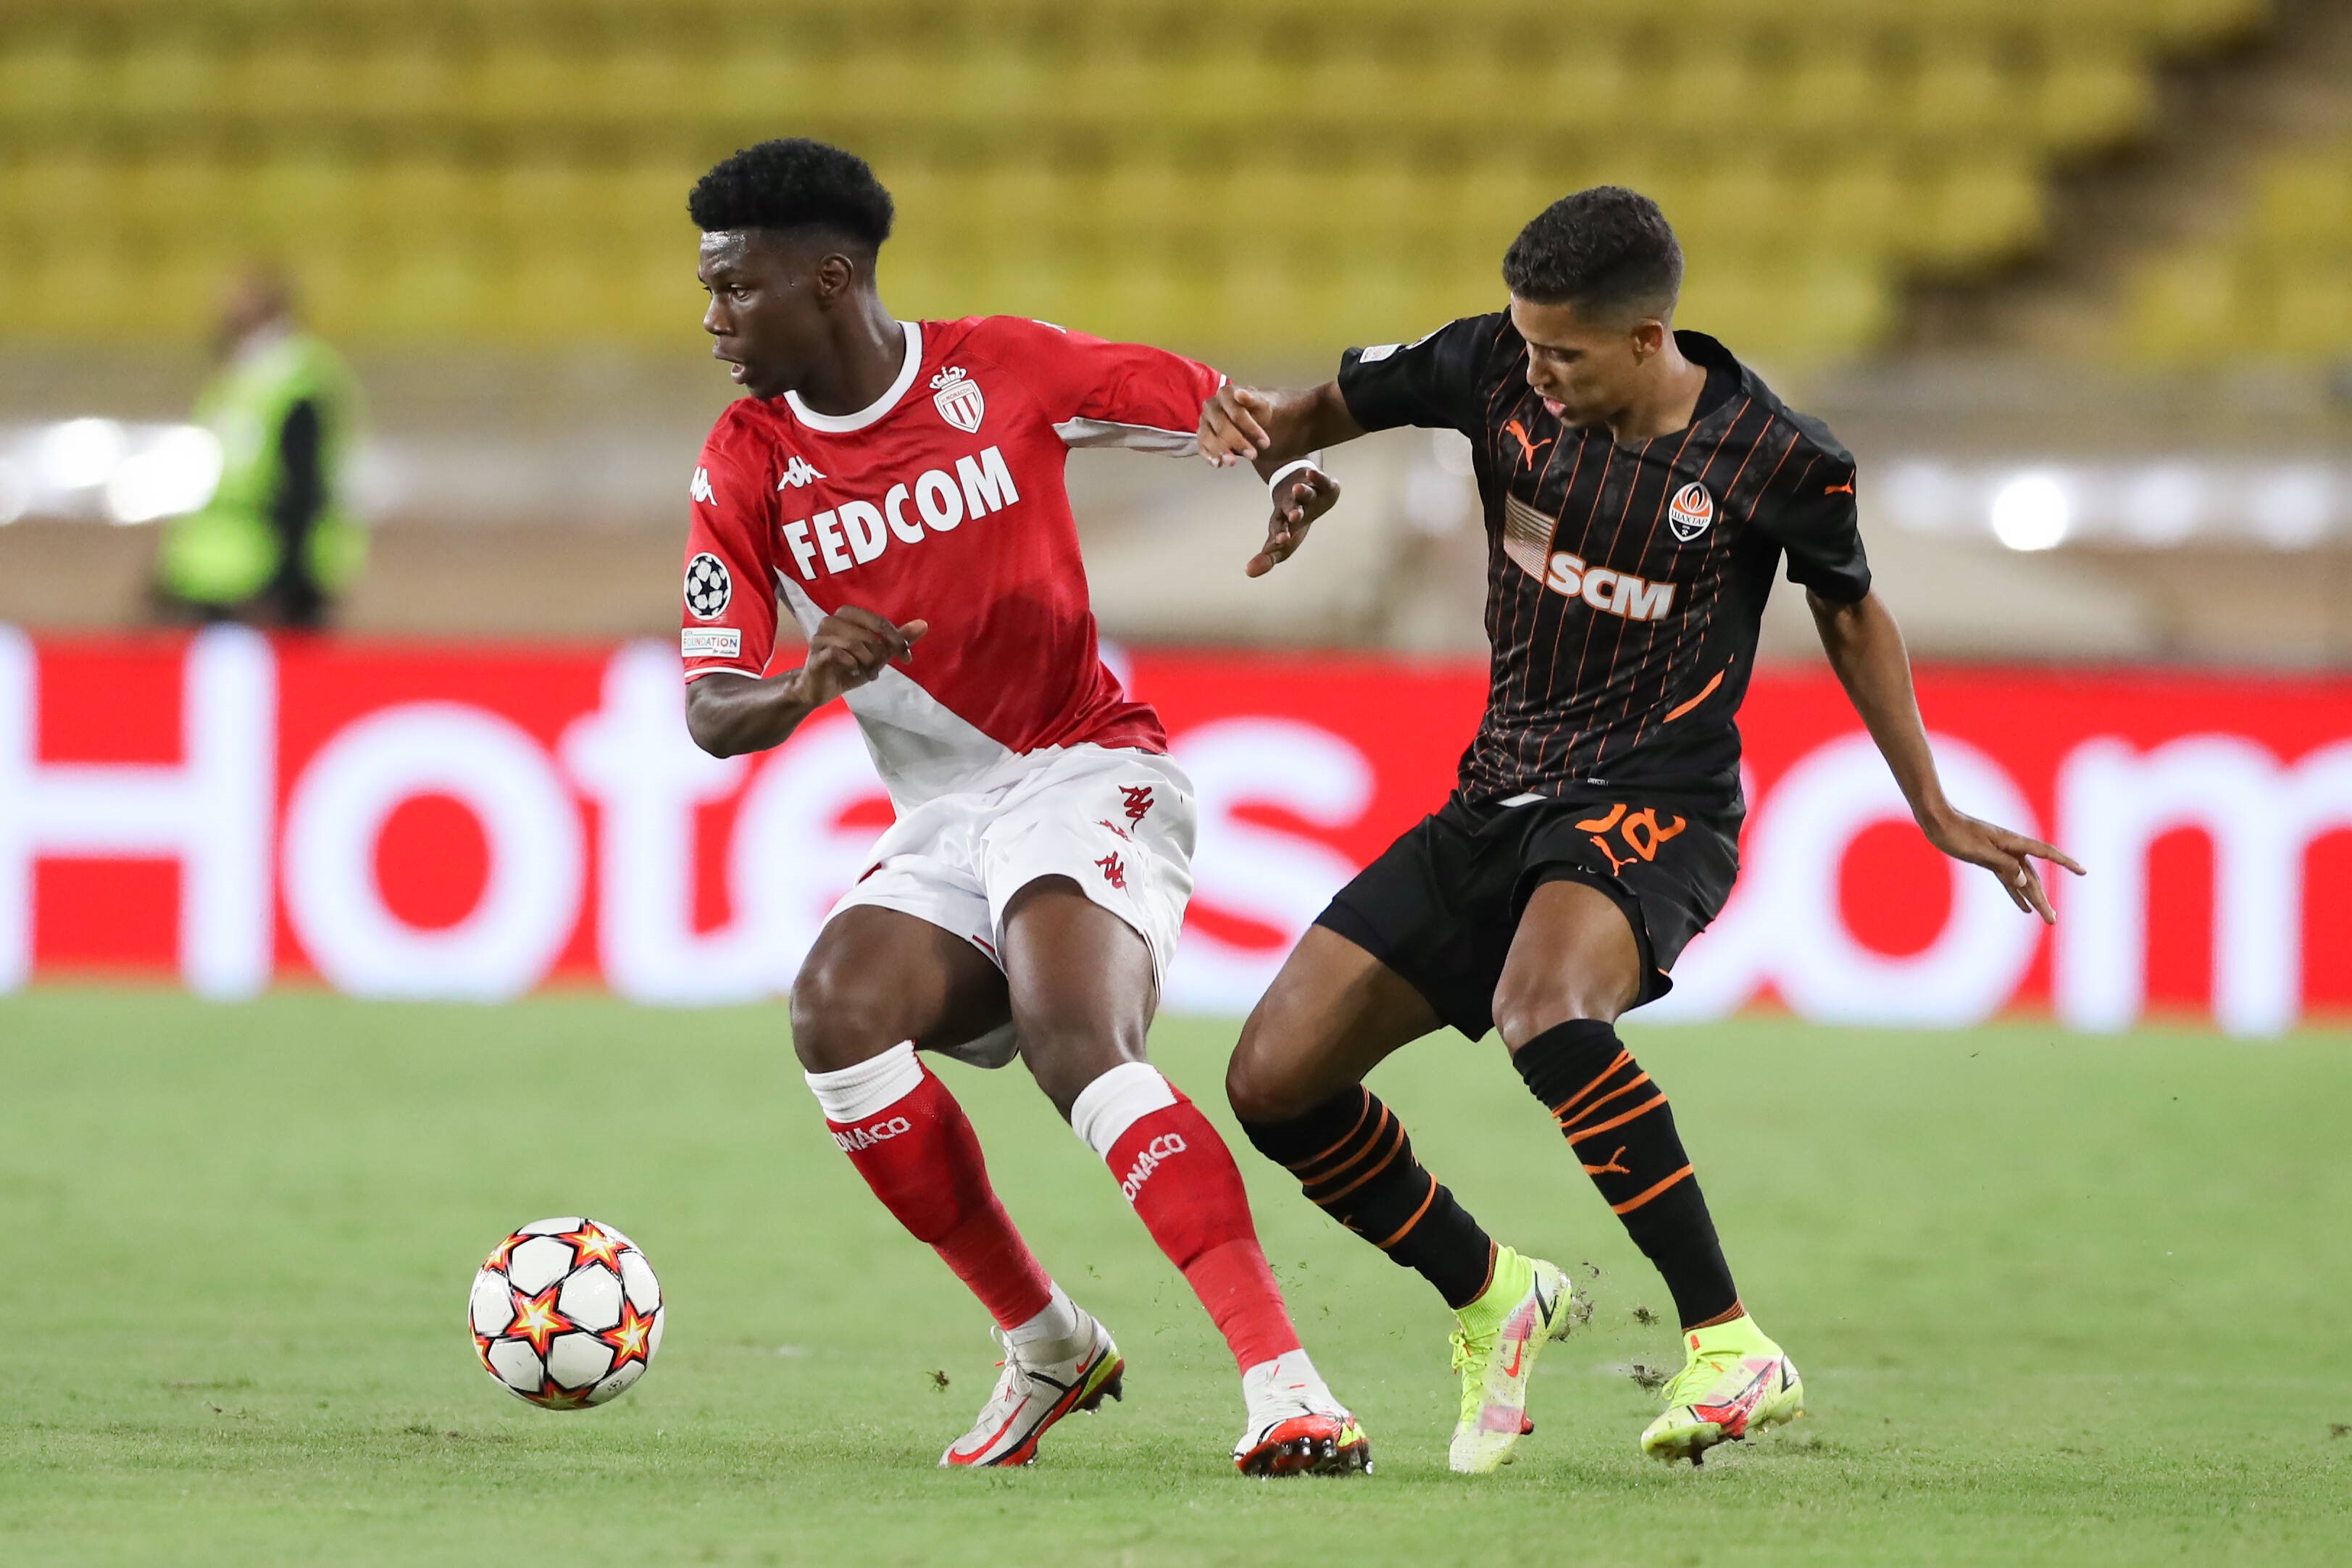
[[1106, 1093, 1303, 1372], [817, 1052, 1054, 1330]]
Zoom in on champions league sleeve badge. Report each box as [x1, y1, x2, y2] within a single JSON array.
[[683, 552, 733, 619]]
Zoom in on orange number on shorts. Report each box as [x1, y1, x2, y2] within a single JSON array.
[[1576, 803, 1687, 865]]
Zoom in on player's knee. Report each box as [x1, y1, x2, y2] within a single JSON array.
[[1019, 1015, 1148, 1120], [788, 959, 908, 1074], [1491, 984, 1617, 1053], [1223, 1010, 1313, 1125]]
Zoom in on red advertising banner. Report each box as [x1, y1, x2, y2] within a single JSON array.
[[6, 628, 2348, 1032]]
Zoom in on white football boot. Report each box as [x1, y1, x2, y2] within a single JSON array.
[[938, 1308, 1123, 1467], [1233, 1349, 1373, 1477]]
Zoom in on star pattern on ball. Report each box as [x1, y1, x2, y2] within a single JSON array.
[[471, 1331, 496, 1372], [600, 1300, 657, 1372], [483, 1233, 525, 1273], [533, 1380, 599, 1411], [559, 1222, 623, 1270], [503, 1282, 576, 1357]]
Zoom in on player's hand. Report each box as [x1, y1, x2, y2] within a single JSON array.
[[1922, 809, 2085, 925], [799, 607, 927, 706], [1198, 384, 1275, 467], [1248, 467, 1340, 577]]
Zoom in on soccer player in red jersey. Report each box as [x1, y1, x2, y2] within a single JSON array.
[[675, 139, 1368, 1475]]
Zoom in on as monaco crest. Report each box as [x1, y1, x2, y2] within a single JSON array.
[[1669, 481, 1714, 542], [931, 367, 985, 433]]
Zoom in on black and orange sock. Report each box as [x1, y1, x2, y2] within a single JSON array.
[[1512, 1019, 1740, 1330], [1240, 1087, 1496, 1310]]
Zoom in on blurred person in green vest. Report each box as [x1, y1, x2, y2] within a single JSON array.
[[157, 267, 364, 627]]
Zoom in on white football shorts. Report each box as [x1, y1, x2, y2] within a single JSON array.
[[826, 745, 1196, 1065]]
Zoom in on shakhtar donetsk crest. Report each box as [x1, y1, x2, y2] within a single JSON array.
[[931, 366, 985, 433], [1669, 481, 1714, 542]]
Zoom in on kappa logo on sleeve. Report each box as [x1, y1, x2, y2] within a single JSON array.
[[690, 467, 716, 504], [681, 627, 741, 659], [778, 455, 823, 489]]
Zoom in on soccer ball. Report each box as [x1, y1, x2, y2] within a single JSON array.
[[469, 1217, 664, 1409]]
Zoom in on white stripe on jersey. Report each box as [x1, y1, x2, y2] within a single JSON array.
[[775, 573, 1015, 807], [1053, 416, 1201, 455]]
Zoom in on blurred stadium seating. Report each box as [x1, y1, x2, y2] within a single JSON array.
[[2, 0, 2348, 668], [2124, 137, 2352, 359], [0, 0, 2274, 362]]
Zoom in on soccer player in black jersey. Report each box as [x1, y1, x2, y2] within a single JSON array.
[[1196, 187, 2082, 1471]]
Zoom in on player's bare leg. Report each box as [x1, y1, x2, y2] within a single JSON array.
[[1229, 928, 1577, 1472], [1001, 877, 1370, 1477], [792, 906, 1119, 1468], [1494, 878, 1802, 1463]]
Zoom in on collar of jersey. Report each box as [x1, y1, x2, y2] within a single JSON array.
[[785, 320, 923, 433]]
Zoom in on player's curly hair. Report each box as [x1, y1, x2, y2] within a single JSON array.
[[688, 138, 895, 248], [1503, 186, 1682, 322]]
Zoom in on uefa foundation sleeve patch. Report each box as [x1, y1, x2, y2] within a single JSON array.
[[681, 628, 743, 658]]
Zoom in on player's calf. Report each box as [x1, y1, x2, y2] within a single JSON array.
[[1506, 1017, 1740, 1333], [1070, 1062, 1372, 1477], [1235, 1084, 1498, 1314], [805, 1041, 1062, 1335]]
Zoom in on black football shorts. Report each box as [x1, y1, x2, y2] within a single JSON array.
[[1314, 791, 1740, 1039]]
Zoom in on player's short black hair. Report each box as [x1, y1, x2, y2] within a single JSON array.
[[688, 138, 894, 249], [1502, 186, 1682, 322]]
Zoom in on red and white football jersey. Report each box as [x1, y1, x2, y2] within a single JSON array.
[[680, 316, 1222, 806]]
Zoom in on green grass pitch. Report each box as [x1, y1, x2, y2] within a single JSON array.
[[2, 990, 2347, 1566]]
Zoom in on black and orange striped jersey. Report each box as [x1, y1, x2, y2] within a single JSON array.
[[1338, 313, 1869, 809]]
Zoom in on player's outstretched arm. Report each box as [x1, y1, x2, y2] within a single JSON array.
[[1200, 382, 1365, 576], [1809, 588, 2085, 924], [1198, 381, 1363, 470], [684, 607, 926, 759]]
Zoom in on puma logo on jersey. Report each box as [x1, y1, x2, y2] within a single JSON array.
[[780, 445, 1020, 581], [777, 456, 823, 489], [1543, 552, 1677, 622], [690, 466, 716, 504], [1823, 479, 1853, 496], [1504, 420, 1554, 469]]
